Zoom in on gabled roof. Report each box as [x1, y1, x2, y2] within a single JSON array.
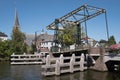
[[0, 32, 8, 37], [37, 33, 54, 42]]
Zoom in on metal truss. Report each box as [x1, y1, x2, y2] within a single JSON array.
[[46, 4, 106, 30]]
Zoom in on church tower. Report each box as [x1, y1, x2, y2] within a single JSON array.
[[13, 8, 20, 30]]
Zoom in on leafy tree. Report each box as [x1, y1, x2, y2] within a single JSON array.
[[11, 27, 26, 54], [0, 40, 13, 58], [58, 24, 86, 47], [58, 24, 77, 46], [30, 43, 36, 54], [108, 35, 116, 45]]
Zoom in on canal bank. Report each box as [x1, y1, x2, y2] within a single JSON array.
[[0, 57, 10, 62]]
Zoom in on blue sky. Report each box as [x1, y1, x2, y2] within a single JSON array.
[[0, 0, 120, 42]]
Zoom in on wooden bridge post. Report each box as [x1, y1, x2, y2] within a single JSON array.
[[12, 53, 15, 56], [71, 54, 75, 62], [42, 55, 46, 63], [80, 53, 84, 71], [18, 55, 20, 59], [59, 54, 64, 64], [55, 60, 60, 75], [23, 52, 26, 55], [70, 58, 74, 73], [70, 54, 75, 73], [23, 52, 26, 58], [12, 53, 15, 58], [46, 55, 50, 66]]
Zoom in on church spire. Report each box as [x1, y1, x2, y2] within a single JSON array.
[[13, 8, 20, 29]]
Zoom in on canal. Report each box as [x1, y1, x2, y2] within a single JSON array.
[[0, 62, 120, 80]]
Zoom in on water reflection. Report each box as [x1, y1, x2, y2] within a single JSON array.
[[10, 65, 42, 80], [0, 62, 120, 80], [42, 71, 99, 80], [42, 70, 120, 80]]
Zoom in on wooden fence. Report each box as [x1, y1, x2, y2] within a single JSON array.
[[11, 53, 45, 65], [41, 53, 87, 76]]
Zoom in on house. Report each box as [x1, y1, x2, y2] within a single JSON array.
[[36, 31, 54, 52], [0, 32, 8, 41], [82, 37, 96, 47]]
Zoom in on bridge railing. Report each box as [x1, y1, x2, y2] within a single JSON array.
[[59, 45, 90, 53]]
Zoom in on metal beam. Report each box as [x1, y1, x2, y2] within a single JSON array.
[[47, 4, 105, 30], [47, 4, 86, 30]]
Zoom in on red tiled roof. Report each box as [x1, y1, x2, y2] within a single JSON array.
[[110, 44, 120, 50]]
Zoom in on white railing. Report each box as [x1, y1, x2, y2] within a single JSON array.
[[41, 53, 87, 76], [104, 53, 120, 62], [10, 53, 45, 65]]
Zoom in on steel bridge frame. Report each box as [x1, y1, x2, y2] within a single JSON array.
[[46, 4, 109, 52]]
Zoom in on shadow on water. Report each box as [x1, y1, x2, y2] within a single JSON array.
[[0, 62, 120, 80]]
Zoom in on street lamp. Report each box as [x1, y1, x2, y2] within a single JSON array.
[[35, 30, 39, 52], [35, 31, 37, 48]]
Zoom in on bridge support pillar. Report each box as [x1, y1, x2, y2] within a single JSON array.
[[90, 54, 108, 71]]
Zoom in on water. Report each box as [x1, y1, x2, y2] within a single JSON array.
[[0, 62, 120, 80]]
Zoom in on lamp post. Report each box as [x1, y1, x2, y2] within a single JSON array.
[[35, 31, 39, 52], [35, 31, 37, 50]]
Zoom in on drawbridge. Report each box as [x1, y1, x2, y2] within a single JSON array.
[[46, 4, 109, 53]]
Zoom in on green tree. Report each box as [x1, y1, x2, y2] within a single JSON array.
[[58, 24, 77, 46], [58, 24, 86, 47], [30, 43, 36, 54], [108, 35, 116, 45], [11, 27, 26, 54], [0, 40, 13, 58]]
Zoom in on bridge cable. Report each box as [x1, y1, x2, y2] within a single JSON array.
[[104, 12, 109, 41], [84, 8, 88, 44]]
